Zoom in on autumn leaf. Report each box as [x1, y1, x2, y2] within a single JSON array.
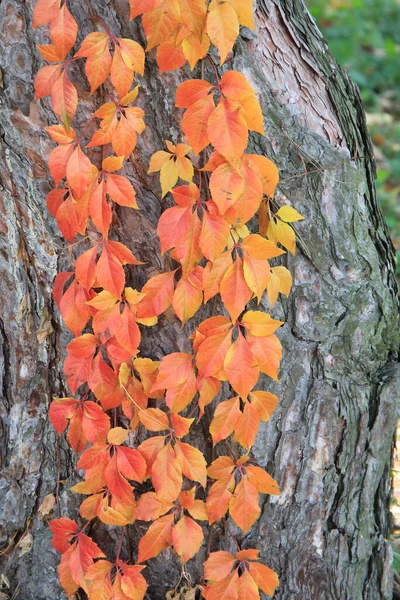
[[172, 516, 203, 563], [229, 477, 260, 532], [207, 0, 239, 64], [207, 99, 248, 165], [224, 330, 259, 399], [249, 390, 278, 422], [209, 397, 241, 444], [174, 440, 207, 487], [220, 256, 252, 322], [137, 514, 174, 562], [152, 442, 183, 502]]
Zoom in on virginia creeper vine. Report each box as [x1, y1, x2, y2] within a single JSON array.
[[32, 0, 305, 597]]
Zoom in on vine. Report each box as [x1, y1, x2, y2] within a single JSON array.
[[32, 0, 304, 598]]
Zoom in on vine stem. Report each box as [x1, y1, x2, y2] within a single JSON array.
[[222, 518, 241, 551], [116, 528, 125, 561], [205, 54, 220, 85]]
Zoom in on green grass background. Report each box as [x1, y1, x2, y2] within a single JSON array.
[[307, 0, 400, 272]]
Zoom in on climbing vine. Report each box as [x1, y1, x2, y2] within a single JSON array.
[[32, 0, 304, 597]]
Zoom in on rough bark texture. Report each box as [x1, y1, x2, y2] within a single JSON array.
[[0, 1, 399, 599]]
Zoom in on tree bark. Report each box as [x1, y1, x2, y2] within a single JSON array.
[[0, 1, 399, 599]]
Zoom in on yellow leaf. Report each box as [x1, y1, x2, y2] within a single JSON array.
[[276, 205, 305, 223], [108, 427, 128, 445], [207, 0, 239, 64]]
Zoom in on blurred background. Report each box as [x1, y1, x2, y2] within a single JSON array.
[[307, 0, 400, 273]]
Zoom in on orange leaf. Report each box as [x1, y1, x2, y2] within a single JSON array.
[[209, 162, 244, 215], [199, 210, 230, 261], [50, 4, 78, 59], [49, 397, 78, 434], [50, 517, 78, 553], [152, 442, 182, 502], [75, 245, 97, 291], [232, 401, 260, 449], [206, 478, 233, 524], [238, 570, 259, 600], [137, 435, 167, 479], [33, 0, 60, 28], [35, 64, 62, 98], [209, 397, 241, 444], [116, 446, 147, 482], [66, 146, 94, 200], [248, 563, 279, 597], [76, 32, 112, 94], [174, 210, 203, 276], [182, 29, 210, 69], [95, 245, 125, 297], [207, 456, 235, 480], [59, 279, 92, 337], [172, 516, 203, 563], [136, 270, 176, 318], [48, 143, 74, 185], [196, 329, 232, 379], [69, 533, 105, 588], [157, 40, 186, 73], [115, 308, 141, 356], [170, 413, 194, 438], [233, 163, 264, 223], [142, 0, 180, 51], [176, 80, 213, 108], [229, 477, 260, 532], [139, 408, 169, 432], [136, 491, 174, 521], [247, 333, 282, 380], [108, 426, 128, 445], [204, 570, 240, 600], [245, 465, 279, 495], [203, 251, 233, 302], [219, 71, 255, 101], [246, 154, 279, 197], [51, 71, 78, 129], [174, 440, 207, 487], [55, 194, 80, 242], [89, 178, 112, 238], [182, 95, 215, 154], [224, 330, 259, 399], [207, 100, 248, 165], [119, 38, 145, 74], [179, 0, 207, 39], [172, 276, 203, 324], [152, 352, 194, 391], [220, 256, 252, 322], [240, 95, 265, 135], [249, 390, 278, 421], [157, 205, 191, 254], [111, 44, 134, 98], [137, 514, 174, 562], [236, 549, 260, 560], [204, 551, 236, 582], [104, 453, 135, 505], [242, 254, 270, 303], [165, 373, 197, 413]]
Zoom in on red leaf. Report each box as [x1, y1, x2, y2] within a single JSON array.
[[95, 245, 125, 297], [66, 146, 94, 199], [136, 270, 176, 318]]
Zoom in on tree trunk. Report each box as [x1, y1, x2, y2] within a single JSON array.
[[0, 0, 399, 599]]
